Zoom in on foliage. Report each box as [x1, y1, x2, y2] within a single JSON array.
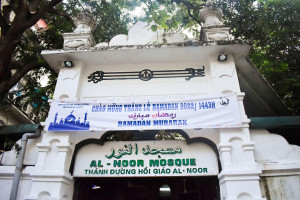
[[105, 130, 185, 141], [155, 130, 185, 140], [89, 0, 130, 42], [0, 133, 21, 154], [0, 0, 130, 150], [0, 0, 63, 98], [217, 0, 300, 115], [0, 0, 298, 150], [105, 131, 136, 141], [0, 0, 130, 121], [136, 0, 300, 115], [138, 0, 205, 38]]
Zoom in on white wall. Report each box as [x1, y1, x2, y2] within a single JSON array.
[[260, 176, 300, 200]]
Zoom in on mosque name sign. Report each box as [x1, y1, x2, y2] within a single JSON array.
[[45, 94, 241, 131], [73, 141, 219, 177]]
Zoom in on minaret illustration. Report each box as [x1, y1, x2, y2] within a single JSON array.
[[48, 111, 90, 131]]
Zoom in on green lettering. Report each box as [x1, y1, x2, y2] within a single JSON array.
[[90, 160, 97, 167], [190, 158, 196, 166], [114, 160, 121, 167], [167, 159, 174, 166], [137, 160, 144, 167], [175, 159, 181, 166], [150, 159, 159, 167], [122, 160, 128, 167], [130, 160, 136, 167], [98, 160, 103, 167], [182, 159, 189, 166], [160, 159, 167, 166]]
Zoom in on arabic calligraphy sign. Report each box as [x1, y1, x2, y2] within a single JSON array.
[[73, 141, 219, 177], [45, 94, 241, 131]]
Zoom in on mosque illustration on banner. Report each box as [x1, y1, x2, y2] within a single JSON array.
[[48, 111, 90, 131]]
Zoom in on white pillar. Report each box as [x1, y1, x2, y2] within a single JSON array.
[[26, 132, 74, 200], [218, 128, 266, 200]]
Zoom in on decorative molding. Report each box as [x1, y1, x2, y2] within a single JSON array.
[[88, 67, 205, 83], [199, 1, 232, 42], [30, 171, 73, 183], [199, 0, 223, 27], [237, 92, 246, 99], [63, 32, 96, 48], [63, 10, 97, 48], [36, 143, 51, 152], [56, 143, 74, 153], [258, 161, 300, 176], [73, 12, 97, 33], [242, 142, 255, 151], [261, 169, 300, 177], [241, 120, 251, 128], [203, 27, 231, 42], [218, 170, 263, 183], [218, 143, 232, 152]]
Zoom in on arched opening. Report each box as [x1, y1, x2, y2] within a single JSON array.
[[73, 176, 220, 200], [71, 130, 221, 200]]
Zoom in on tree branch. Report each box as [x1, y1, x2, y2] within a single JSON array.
[[171, 0, 202, 9], [10, 61, 23, 70], [29, 0, 43, 13], [0, 61, 42, 95], [8, 2, 18, 14], [20, 0, 27, 7], [187, 7, 202, 26], [27, 0, 63, 27], [49, 8, 75, 26], [0, 12, 9, 35], [171, 0, 203, 25]]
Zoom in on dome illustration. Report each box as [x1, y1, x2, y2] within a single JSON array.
[[65, 111, 76, 122], [48, 111, 90, 131]]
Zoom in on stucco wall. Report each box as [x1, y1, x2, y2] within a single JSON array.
[[260, 176, 300, 200]]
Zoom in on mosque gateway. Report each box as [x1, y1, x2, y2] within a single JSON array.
[[0, 2, 299, 200]]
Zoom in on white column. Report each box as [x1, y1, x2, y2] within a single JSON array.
[[56, 143, 74, 172], [218, 142, 232, 170], [218, 127, 266, 200], [26, 132, 74, 200], [35, 144, 50, 169], [218, 92, 265, 199]]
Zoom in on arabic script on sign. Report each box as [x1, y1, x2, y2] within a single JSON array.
[[105, 143, 182, 159]]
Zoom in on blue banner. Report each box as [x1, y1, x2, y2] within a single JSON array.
[[46, 95, 242, 131]]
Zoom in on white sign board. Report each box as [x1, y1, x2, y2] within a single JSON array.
[[73, 141, 219, 177], [46, 95, 241, 131]]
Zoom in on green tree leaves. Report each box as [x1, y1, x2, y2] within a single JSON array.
[[1, 0, 298, 118], [218, 0, 300, 114]]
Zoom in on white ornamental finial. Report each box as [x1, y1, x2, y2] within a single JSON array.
[[206, 0, 214, 6], [63, 9, 97, 48], [199, 1, 231, 42], [199, 0, 223, 27], [83, 5, 92, 13], [73, 10, 97, 33]]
